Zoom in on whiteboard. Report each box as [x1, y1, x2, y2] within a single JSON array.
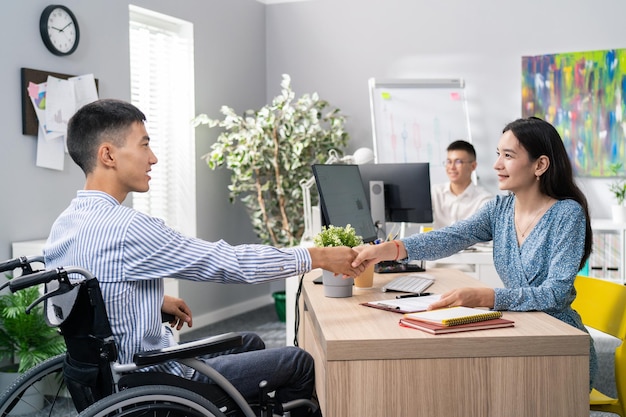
[[368, 78, 472, 185]]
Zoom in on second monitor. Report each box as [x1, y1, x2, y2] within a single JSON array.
[[358, 163, 433, 227]]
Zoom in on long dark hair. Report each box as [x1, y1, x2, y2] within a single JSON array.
[[503, 117, 592, 270]]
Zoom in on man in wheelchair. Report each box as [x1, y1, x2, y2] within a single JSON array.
[[43, 99, 363, 416]]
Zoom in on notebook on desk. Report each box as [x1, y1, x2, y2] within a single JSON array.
[[399, 317, 514, 334], [361, 294, 441, 314]]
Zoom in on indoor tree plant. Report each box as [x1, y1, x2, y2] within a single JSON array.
[[608, 162, 626, 223], [193, 74, 349, 247], [313, 225, 363, 297]]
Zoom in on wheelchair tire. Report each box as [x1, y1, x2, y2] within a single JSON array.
[[0, 353, 76, 416], [77, 384, 227, 417]]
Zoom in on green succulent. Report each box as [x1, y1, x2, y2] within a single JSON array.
[[313, 224, 363, 248]]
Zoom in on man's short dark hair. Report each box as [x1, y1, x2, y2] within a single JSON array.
[[67, 99, 146, 174], [447, 140, 476, 160]]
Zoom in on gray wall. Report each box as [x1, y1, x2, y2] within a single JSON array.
[[1, 0, 270, 317], [265, 0, 626, 219]]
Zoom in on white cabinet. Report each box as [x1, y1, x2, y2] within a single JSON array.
[[11, 240, 47, 275], [589, 219, 626, 284]]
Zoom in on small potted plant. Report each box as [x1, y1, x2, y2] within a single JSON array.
[[608, 163, 626, 223], [314, 225, 363, 297], [0, 275, 66, 373], [0, 274, 66, 412]]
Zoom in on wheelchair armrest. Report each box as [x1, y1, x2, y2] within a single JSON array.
[[133, 332, 243, 366]]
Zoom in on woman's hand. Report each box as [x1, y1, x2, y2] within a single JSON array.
[[427, 287, 495, 310], [352, 241, 406, 269]]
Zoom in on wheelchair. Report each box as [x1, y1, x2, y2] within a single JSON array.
[[0, 256, 319, 417]]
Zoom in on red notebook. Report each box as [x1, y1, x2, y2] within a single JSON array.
[[399, 317, 515, 335]]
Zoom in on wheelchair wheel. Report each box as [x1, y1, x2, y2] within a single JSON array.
[[77, 385, 227, 417], [0, 353, 76, 416]]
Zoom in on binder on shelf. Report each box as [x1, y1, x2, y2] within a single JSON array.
[[403, 306, 502, 326]]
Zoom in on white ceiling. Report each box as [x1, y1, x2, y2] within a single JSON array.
[[257, 0, 312, 4]]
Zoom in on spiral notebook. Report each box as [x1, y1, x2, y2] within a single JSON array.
[[399, 317, 514, 335], [403, 306, 503, 327]]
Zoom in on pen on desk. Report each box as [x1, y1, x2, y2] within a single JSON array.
[[396, 292, 433, 299]]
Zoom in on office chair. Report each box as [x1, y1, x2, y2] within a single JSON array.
[[0, 258, 318, 417], [572, 275, 626, 417]]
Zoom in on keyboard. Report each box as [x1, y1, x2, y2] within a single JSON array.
[[381, 274, 435, 293], [375, 261, 425, 273]]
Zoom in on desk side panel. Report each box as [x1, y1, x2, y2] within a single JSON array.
[[303, 305, 327, 413], [323, 355, 588, 417]]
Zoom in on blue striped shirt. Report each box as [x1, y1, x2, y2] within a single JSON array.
[[44, 190, 311, 376]]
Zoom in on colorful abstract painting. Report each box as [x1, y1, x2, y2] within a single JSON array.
[[522, 48, 626, 177]]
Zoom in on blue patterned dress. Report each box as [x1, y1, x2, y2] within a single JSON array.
[[401, 194, 596, 388]]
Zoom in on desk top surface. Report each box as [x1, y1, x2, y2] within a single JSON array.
[[302, 268, 589, 361]]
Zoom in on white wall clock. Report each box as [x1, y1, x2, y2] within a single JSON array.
[[39, 5, 80, 56]]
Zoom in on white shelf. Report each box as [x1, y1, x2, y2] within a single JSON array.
[[590, 219, 626, 284]]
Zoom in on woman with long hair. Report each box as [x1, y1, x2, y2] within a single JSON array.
[[353, 117, 596, 388]]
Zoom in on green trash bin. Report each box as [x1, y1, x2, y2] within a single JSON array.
[[272, 291, 286, 323]]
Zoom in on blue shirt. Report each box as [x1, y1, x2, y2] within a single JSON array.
[[401, 194, 596, 385], [44, 190, 312, 376]]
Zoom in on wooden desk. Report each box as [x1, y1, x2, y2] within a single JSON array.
[[299, 268, 589, 417]]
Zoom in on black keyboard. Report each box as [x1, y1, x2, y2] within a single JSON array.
[[375, 261, 425, 274]]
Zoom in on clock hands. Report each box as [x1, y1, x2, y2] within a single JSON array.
[[49, 22, 74, 32]]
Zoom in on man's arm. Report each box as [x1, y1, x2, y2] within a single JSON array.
[[308, 246, 364, 277]]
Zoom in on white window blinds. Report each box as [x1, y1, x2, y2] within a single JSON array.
[[129, 5, 196, 237]]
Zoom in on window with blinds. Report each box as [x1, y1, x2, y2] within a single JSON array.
[[129, 5, 196, 237]]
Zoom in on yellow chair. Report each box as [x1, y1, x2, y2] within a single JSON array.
[[572, 275, 626, 417]]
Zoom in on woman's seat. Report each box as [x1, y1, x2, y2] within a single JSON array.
[[572, 275, 626, 417]]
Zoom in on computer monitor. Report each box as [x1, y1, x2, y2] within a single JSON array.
[[311, 164, 378, 244], [358, 163, 433, 225]]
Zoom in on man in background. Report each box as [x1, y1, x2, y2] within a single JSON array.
[[431, 140, 492, 229]]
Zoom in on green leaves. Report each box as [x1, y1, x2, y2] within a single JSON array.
[[194, 74, 349, 247], [313, 225, 363, 248], [608, 163, 626, 206], [0, 279, 65, 373]]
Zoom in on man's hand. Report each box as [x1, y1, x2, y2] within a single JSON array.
[[309, 246, 364, 278], [162, 295, 193, 330]]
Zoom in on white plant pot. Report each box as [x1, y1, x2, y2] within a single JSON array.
[[611, 205, 626, 223], [322, 269, 353, 298]]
